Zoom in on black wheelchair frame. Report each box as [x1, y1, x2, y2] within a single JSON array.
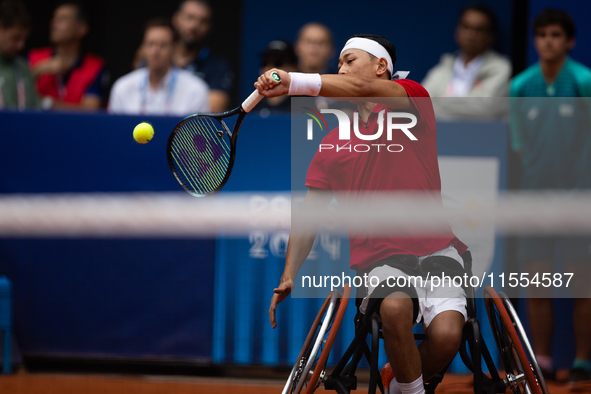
[[282, 255, 550, 394]]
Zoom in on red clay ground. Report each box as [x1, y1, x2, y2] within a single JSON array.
[[1, 371, 590, 394]]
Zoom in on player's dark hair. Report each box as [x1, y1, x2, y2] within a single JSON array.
[[0, 0, 31, 30], [533, 8, 576, 39], [347, 33, 397, 78], [56, 1, 89, 25], [458, 3, 498, 36]]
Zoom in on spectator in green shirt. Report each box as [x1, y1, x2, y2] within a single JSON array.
[[0, 0, 39, 109], [510, 8, 591, 384]]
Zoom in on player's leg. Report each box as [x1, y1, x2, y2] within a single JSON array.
[[380, 276, 466, 393], [415, 247, 467, 380], [364, 263, 425, 394], [415, 270, 467, 381], [418, 310, 465, 380], [379, 293, 422, 384]]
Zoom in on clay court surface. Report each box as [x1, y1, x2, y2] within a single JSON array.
[[1, 372, 590, 394]]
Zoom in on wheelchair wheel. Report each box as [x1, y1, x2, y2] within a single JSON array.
[[484, 286, 547, 394], [282, 285, 351, 394], [498, 291, 549, 394]]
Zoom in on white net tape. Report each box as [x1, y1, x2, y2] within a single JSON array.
[[0, 191, 591, 237]]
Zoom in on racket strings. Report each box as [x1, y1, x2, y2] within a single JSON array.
[[177, 119, 229, 178], [171, 136, 225, 193], [170, 116, 232, 195], [174, 126, 224, 183], [171, 137, 218, 193]]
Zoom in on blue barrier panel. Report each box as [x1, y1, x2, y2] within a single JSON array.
[[0, 110, 215, 361], [0, 110, 180, 193], [0, 238, 215, 359]]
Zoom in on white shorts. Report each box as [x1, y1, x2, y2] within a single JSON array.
[[359, 245, 468, 328]]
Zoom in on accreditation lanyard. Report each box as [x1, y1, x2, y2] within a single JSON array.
[[139, 68, 178, 114], [0, 62, 26, 110]]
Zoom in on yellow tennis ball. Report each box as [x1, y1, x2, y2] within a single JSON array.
[[133, 122, 154, 144]]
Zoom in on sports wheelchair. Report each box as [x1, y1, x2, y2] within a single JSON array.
[[282, 253, 550, 394]]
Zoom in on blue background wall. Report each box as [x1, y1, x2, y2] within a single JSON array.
[[240, 0, 513, 98]]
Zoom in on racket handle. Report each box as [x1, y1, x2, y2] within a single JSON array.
[[241, 72, 281, 113], [241, 90, 263, 113]]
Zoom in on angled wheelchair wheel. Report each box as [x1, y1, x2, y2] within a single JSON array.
[[282, 285, 351, 394], [484, 286, 548, 394], [498, 291, 549, 394]]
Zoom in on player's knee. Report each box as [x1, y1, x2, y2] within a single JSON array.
[[427, 317, 463, 360], [379, 295, 414, 336]]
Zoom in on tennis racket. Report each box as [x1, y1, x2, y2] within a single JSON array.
[[167, 72, 281, 197]]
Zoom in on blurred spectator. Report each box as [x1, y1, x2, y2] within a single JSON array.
[[108, 18, 209, 116], [294, 22, 335, 74], [257, 40, 298, 117], [421, 4, 510, 119], [510, 8, 591, 384], [0, 0, 39, 109], [172, 0, 234, 111], [29, 2, 106, 110]]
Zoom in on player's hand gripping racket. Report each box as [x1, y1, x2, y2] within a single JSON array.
[[167, 72, 281, 197]]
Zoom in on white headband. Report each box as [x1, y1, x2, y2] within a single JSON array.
[[340, 37, 394, 76]]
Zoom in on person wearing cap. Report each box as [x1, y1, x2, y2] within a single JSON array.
[[256, 39, 298, 116], [261, 34, 468, 394]]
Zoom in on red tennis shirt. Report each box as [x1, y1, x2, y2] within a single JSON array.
[[305, 79, 466, 270]]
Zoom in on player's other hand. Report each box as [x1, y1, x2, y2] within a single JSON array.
[[255, 69, 290, 98], [269, 277, 294, 329]]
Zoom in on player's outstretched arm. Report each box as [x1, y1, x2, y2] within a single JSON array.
[[318, 74, 408, 98], [255, 69, 410, 109], [269, 187, 333, 329]]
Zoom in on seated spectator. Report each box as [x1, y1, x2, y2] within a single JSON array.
[[0, 0, 39, 109], [294, 22, 335, 74], [172, 0, 234, 111], [108, 18, 209, 116], [421, 4, 511, 119], [29, 2, 106, 110], [256, 40, 298, 117]]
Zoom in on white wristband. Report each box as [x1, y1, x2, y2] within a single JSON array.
[[288, 72, 322, 96]]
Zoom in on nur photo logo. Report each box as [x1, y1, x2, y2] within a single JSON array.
[[304, 107, 419, 153]]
